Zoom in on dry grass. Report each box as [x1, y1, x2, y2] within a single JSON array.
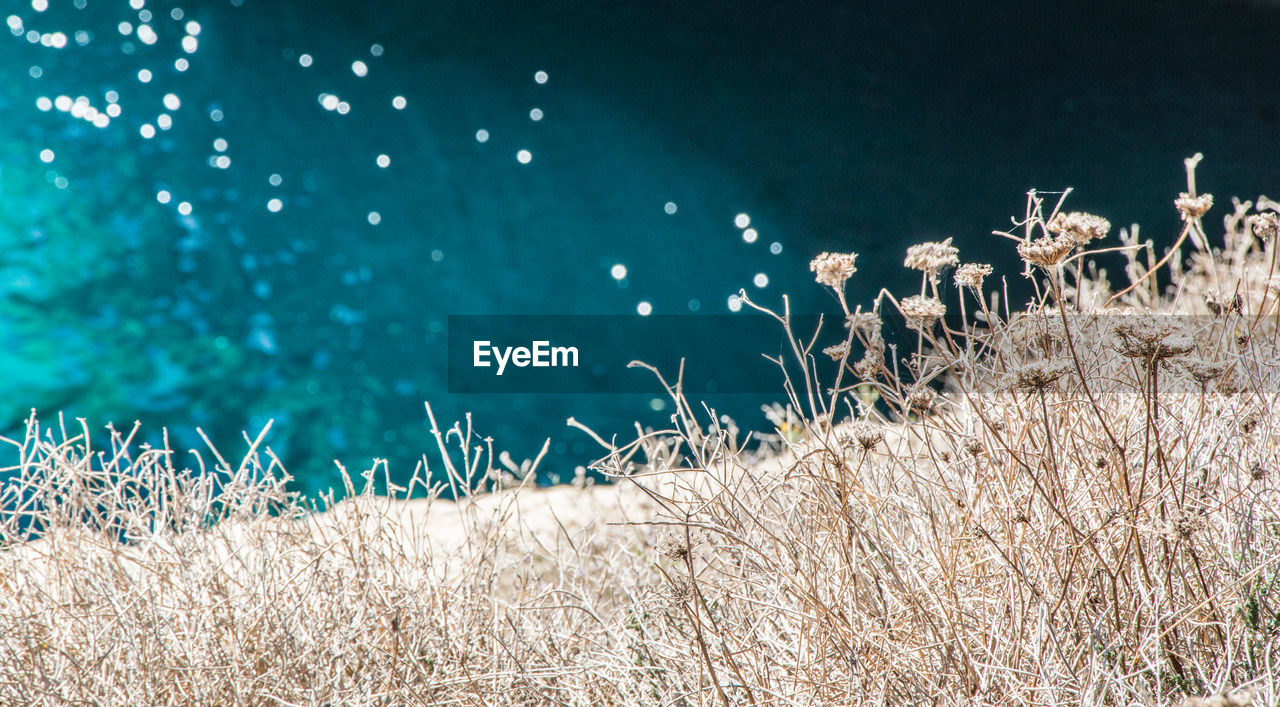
[[2, 155, 1279, 705]]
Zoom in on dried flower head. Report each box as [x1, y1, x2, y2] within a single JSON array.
[[823, 342, 850, 361], [1175, 192, 1214, 221], [850, 422, 885, 451], [810, 252, 859, 288], [851, 331, 886, 379], [1017, 233, 1076, 268], [1047, 211, 1111, 245], [655, 532, 690, 561], [899, 295, 946, 330], [954, 263, 992, 290], [962, 437, 984, 457], [1180, 357, 1228, 384], [1112, 315, 1188, 344], [904, 238, 959, 275], [1250, 462, 1269, 482], [854, 352, 881, 380], [907, 386, 937, 412], [1003, 359, 1072, 392], [1239, 409, 1263, 434], [1167, 511, 1207, 540], [1249, 212, 1280, 241], [846, 310, 882, 334], [1112, 316, 1196, 361], [667, 577, 694, 604]]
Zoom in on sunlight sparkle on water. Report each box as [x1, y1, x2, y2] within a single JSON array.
[[637, 301, 653, 316], [352, 60, 368, 77], [534, 70, 548, 84], [742, 228, 758, 243], [516, 149, 532, 164], [753, 273, 769, 288], [610, 264, 627, 280], [267, 198, 283, 213], [727, 295, 743, 312], [475, 129, 489, 143], [734, 213, 751, 229], [392, 95, 406, 109], [376, 154, 390, 168], [664, 202, 678, 214], [299, 53, 312, 67]]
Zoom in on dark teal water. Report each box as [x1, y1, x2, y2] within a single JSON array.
[[2, 0, 1276, 495]]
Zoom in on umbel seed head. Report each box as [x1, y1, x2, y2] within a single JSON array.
[[1249, 212, 1279, 241], [1003, 359, 1071, 392], [954, 263, 992, 290], [904, 238, 959, 275], [1175, 192, 1213, 221], [1017, 233, 1076, 268], [1046, 211, 1111, 245], [899, 295, 946, 330], [810, 252, 859, 288]]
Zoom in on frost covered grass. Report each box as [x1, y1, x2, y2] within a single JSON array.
[[2, 155, 1278, 705]]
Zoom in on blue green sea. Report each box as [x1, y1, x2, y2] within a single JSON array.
[[2, 0, 1276, 495]]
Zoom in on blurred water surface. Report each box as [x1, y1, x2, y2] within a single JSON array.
[[1, 0, 1276, 493]]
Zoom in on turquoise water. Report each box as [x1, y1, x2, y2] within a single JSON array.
[[2, 0, 1276, 495]]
